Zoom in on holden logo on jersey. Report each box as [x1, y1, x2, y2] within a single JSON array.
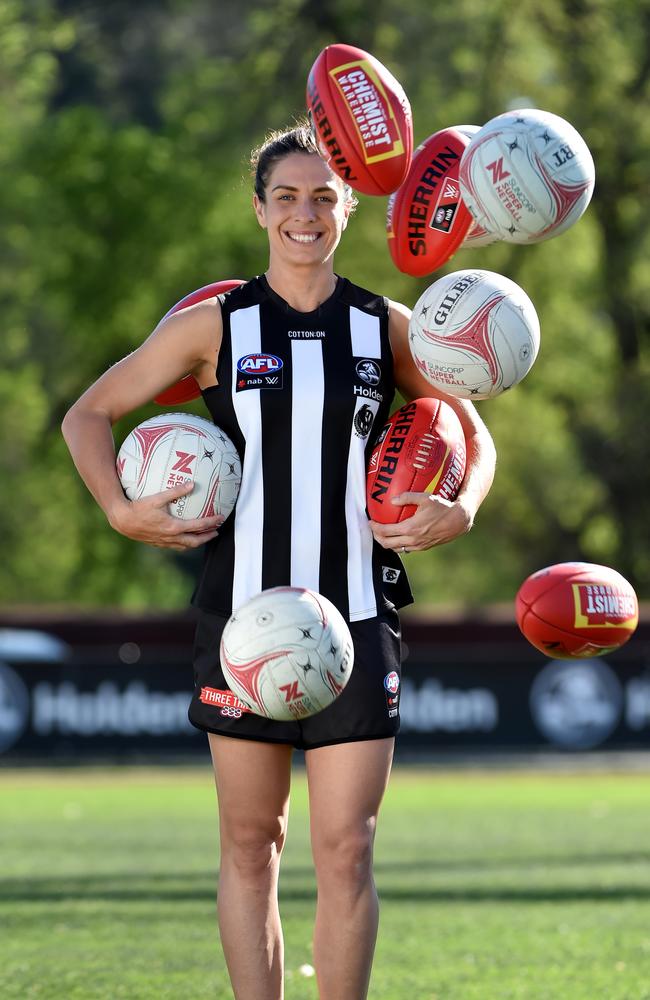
[[354, 404, 375, 439], [236, 353, 284, 392], [356, 359, 381, 385]]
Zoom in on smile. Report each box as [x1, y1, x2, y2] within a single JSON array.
[[285, 232, 321, 243]]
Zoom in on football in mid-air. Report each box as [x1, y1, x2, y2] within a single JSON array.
[[154, 279, 245, 405], [408, 268, 540, 399], [386, 127, 473, 276], [117, 413, 241, 521], [367, 398, 466, 523], [306, 42, 413, 196], [516, 562, 638, 658], [220, 587, 354, 721], [458, 108, 595, 244]]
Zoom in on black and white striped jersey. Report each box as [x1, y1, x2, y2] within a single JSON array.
[[192, 275, 413, 622]]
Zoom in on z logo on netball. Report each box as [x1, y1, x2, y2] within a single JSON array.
[[236, 353, 284, 392]]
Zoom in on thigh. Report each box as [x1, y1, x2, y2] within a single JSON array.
[[305, 738, 395, 847], [209, 734, 293, 840]]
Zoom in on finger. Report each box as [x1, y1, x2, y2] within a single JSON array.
[[148, 480, 195, 506], [174, 530, 220, 548], [182, 515, 225, 533], [390, 491, 427, 507]]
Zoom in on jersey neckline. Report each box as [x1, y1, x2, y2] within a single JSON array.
[[257, 273, 347, 320]]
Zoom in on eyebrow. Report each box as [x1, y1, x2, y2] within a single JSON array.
[[270, 184, 336, 193]]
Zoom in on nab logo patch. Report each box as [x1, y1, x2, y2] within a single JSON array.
[[236, 353, 283, 392]]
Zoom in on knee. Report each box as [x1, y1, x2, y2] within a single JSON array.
[[313, 820, 376, 891], [220, 816, 287, 879]]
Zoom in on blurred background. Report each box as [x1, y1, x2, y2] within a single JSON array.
[[1, 0, 649, 761]]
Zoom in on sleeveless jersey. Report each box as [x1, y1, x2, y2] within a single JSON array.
[[192, 275, 413, 622]]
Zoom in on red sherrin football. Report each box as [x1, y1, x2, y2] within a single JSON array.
[[516, 562, 639, 659], [154, 279, 245, 405], [366, 398, 466, 524], [387, 128, 474, 276], [306, 43, 413, 196]]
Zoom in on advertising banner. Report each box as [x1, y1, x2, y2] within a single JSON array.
[[0, 616, 648, 760]]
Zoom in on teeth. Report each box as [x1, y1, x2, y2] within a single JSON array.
[[287, 233, 319, 243]]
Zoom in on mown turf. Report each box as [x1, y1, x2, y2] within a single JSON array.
[[2, 763, 650, 999]]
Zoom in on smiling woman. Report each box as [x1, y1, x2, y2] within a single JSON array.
[[60, 118, 496, 1000]]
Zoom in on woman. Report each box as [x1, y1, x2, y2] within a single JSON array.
[[62, 122, 496, 1000]]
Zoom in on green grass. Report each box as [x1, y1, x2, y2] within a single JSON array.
[[2, 764, 650, 999]]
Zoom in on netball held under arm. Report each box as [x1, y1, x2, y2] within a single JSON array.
[[61, 299, 225, 550]]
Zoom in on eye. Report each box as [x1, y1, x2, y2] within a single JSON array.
[[278, 194, 294, 201]]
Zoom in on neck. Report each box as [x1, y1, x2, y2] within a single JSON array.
[[264, 265, 337, 312]]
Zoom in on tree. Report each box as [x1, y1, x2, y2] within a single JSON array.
[[2, 0, 648, 608]]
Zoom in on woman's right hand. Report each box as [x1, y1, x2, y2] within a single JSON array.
[[109, 481, 224, 551]]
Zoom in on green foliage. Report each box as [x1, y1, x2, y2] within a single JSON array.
[[2, 0, 649, 607]]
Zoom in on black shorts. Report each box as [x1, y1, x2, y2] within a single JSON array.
[[188, 607, 402, 751]]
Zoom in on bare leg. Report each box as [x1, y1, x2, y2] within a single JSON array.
[[305, 738, 395, 1000], [208, 734, 293, 1000]]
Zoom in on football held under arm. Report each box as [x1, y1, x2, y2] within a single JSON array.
[[367, 301, 496, 551]]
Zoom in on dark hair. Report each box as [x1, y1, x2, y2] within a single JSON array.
[[250, 118, 358, 211]]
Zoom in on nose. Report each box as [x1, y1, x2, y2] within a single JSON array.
[[293, 195, 317, 221]]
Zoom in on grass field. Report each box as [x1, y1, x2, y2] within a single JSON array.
[[2, 763, 650, 999]]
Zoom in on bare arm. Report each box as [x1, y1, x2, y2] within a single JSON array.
[[61, 298, 225, 550], [370, 300, 497, 552]]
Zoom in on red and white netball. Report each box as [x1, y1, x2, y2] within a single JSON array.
[[117, 413, 241, 521], [458, 109, 595, 244], [453, 125, 499, 248], [220, 587, 354, 720], [154, 279, 245, 405], [386, 127, 473, 276], [306, 43, 413, 196], [367, 398, 466, 523], [408, 269, 540, 399], [516, 562, 639, 659]]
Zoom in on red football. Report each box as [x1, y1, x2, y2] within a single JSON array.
[[154, 279, 245, 405], [306, 43, 413, 196], [366, 397, 466, 524], [516, 562, 639, 659], [387, 128, 474, 276]]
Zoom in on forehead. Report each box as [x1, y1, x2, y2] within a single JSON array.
[[266, 151, 344, 191]]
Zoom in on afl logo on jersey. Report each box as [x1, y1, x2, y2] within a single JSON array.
[[356, 359, 381, 386], [236, 353, 284, 392]]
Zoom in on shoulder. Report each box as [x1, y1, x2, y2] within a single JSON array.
[[387, 298, 411, 341], [219, 277, 266, 314], [338, 277, 389, 317]]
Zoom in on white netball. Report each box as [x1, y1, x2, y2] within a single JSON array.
[[220, 587, 354, 721], [117, 413, 241, 520], [408, 269, 540, 399], [458, 108, 595, 244]]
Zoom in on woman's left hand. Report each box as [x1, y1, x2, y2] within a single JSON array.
[[369, 492, 475, 552]]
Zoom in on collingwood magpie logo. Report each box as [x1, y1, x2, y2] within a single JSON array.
[[356, 359, 381, 385], [354, 404, 374, 438]]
